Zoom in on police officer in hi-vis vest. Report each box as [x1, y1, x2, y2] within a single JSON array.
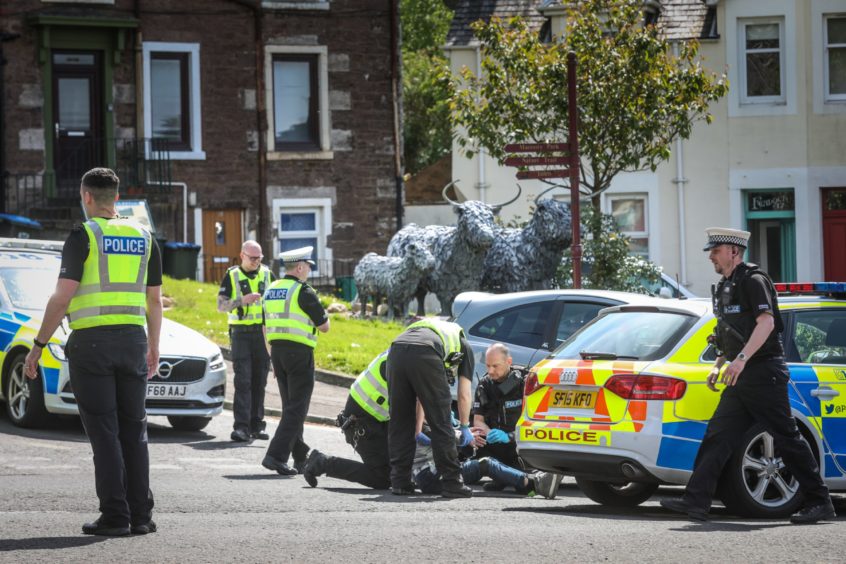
[[387, 319, 475, 498], [661, 227, 835, 524], [301, 351, 391, 489], [218, 240, 274, 442], [261, 246, 329, 475], [24, 168, 163, 537]]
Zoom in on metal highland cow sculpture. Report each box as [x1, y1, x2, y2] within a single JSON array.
[[353, 242, 435, 320]]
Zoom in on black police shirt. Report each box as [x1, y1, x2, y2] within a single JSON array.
[[716, 265, 784, 360], [393, 326, 474, 382], [473, 369, 526, 433], [59, 223, 163, 286]]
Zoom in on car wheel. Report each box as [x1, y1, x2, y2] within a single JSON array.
[[4, 352, 50, 428], [717, 424, 804, 518], [575, 478, 658, 507], [167, 415, 212, 432]]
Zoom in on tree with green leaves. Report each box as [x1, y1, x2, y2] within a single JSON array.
[[401, 0, 455, 174], [446, 0, 729, 202]]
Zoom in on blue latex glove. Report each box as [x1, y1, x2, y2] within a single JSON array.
[[416, 432, 431, 446], [458, 425, 474, 447], [486, 428, 510, 444]]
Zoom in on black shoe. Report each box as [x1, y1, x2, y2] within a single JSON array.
[[391, 485, 416, 495], [442, 482, 473, 498], [131, 520, 157, 535], [293, 457, 307, 474], [790, 499, 836, 524], [82, 518, 131, 537], [230, 429, 250, 442], [660, 498, 709, 522], [250, 430, 269, 440], [303, 450, 328, 488], [262, 455, 298, 476]]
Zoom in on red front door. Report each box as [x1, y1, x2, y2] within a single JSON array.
[[822, 189, 846, 280]]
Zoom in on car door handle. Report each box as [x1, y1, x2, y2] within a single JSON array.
[[811, 387, 840, 400]]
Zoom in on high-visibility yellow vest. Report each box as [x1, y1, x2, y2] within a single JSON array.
[[264, 277, 317, 347], [67, 217, 151, 329], [349, 351, 389, 422], [407, 318, 464, 366], [226, 265, 271, 326]]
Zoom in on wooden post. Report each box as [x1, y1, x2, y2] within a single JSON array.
[[567, 51, 581, 289]]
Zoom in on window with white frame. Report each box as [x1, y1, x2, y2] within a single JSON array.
[[609, 195, 649, 257], [142, 42, 205, 160], [825, 15, 846, 101], [265, 46, 331, 157], [739, 19, 785, 104], [272, 198, 333, 277]]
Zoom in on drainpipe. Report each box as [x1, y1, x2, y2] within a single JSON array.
[[390, 0, 404, 230], [0, 32, 21, 214], [671, 41, 689, 287], [475, 45, 488, 203]]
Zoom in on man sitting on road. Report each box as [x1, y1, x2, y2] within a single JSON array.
[[472, 343, 527, 490]]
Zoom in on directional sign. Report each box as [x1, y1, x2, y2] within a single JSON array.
[[504, 142, 569, 153], [504, 156, 570, 166], [516, 169, 570, 180]]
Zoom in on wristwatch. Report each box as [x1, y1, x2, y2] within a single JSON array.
[[736, 352, 748, 362], [33, 338, 47, 349]]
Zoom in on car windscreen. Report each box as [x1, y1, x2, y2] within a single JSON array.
[[1, 266, 60, 311], [549, 309, 698, 362]]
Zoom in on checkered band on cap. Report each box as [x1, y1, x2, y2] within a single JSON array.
[[703, 227, 751, 251]]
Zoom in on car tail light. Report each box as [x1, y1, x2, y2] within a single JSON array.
[[524, 371, 540, 396], [604, 374, 686, 400]]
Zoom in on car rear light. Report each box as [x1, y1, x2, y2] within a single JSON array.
[[524, 371, 540, 396], [604, 374, 686, 400]]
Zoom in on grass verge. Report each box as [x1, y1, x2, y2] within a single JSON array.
[[161, 275, 404, 375]]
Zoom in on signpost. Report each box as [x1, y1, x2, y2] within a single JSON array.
[[502, 51, 582, 287]]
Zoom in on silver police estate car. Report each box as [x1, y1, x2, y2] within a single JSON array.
[[0, 238, 226, 431]]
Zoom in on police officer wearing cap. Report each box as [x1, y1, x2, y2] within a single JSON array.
[[301, 351, 391, 489], [24, 167, 162, 536], [387, 318, 475, 498], [661, 227, 835, 524], [472, 343, 526, 474], [261, 246, 330, 475], [218, 240, 274, 442]]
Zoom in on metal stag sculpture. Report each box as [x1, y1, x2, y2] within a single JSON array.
[[353, 242, 435, 320], [388, 181, 521, 316], [482, 186, 572, 293]]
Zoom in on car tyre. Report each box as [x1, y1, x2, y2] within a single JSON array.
[[575, 478, 658, 507], [167, 415, 212, 432], [4, 351, 50, 428], [717, 424, 805, 518]]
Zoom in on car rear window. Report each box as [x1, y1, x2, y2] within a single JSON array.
[[550, 310, 697, 362]]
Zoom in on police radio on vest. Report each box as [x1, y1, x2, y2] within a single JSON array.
[[102, 236, 147, 255]]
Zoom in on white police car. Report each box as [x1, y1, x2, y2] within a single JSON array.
[[0, 238, 226, 430]]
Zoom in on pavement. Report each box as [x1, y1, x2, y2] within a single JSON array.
[[222, 353, 354, 426]]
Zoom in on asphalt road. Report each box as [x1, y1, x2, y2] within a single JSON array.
[[0, 411, 843, 563]]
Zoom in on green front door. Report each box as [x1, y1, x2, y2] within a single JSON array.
[[744, 190, 796, 283]]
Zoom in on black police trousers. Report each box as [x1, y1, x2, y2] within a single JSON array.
[[323, 396, 391, 489], [683, 358, 830, 511], [67, 325, 154, 527], [229, 328, 268, 434], [266, 342, 313, 464], [387, 343, 462, 488]]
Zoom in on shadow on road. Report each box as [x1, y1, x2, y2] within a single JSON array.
[[0, 536, 110, 551], [223, 473, 296, 481]]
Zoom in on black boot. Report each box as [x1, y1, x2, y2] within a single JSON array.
[[790, 499, 836, 524], [303, 450, 328, 487]]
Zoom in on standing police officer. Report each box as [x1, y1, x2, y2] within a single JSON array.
[[302, 351, 391, 489], [261, 246, 329, 475], [473, 343, 526, 476], [218, 240, 273, 442], [24, 167, 162, 536], [661, 227, 835, 524], [387, 318, 475, 498]]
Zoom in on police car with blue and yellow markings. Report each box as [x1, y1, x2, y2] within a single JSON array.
[[516, 286, 846, 518], [0, 238, 226, 431]]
